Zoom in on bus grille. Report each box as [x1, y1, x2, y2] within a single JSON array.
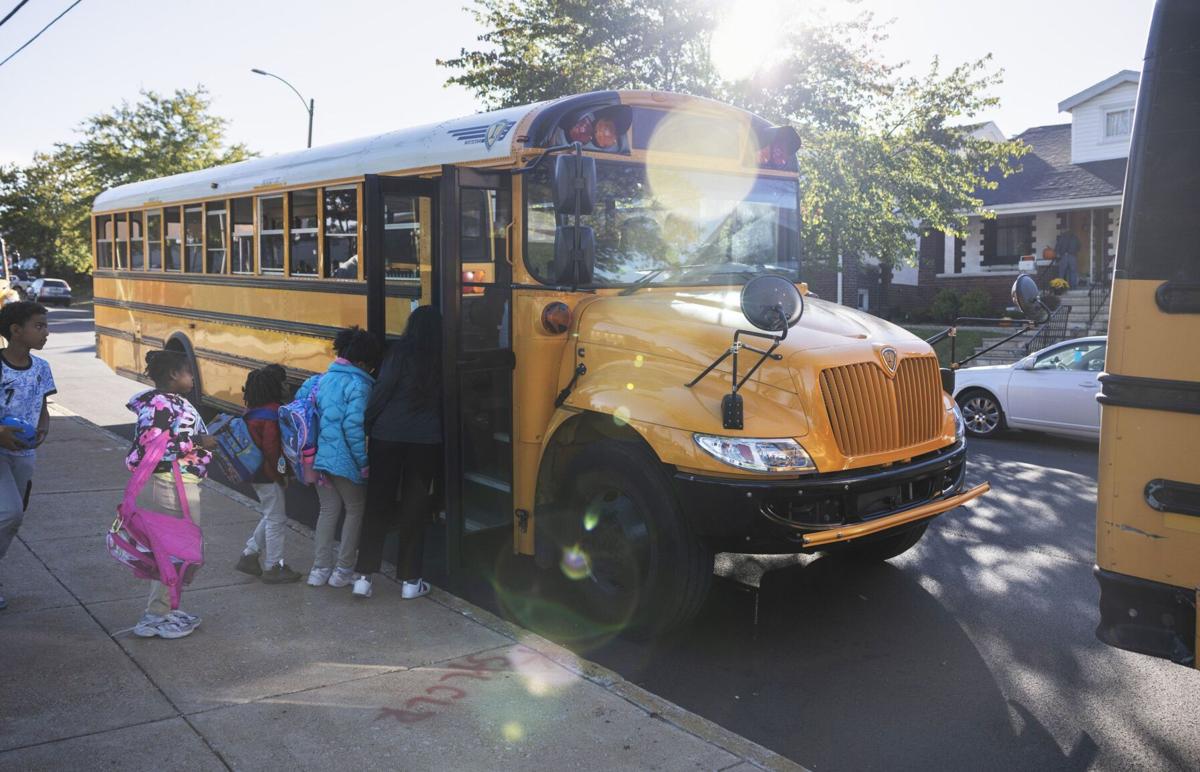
[[818, 357, 943, 457]]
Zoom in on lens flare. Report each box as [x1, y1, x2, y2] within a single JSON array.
[[502, 721, 525, 742], [612, 405, 632, 426], [625, 382, 635, 391], [560, 544, 591, 580], [634, 354, 644, 368], [583, 511, 600, 532]]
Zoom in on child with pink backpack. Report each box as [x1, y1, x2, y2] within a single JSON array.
[[123, 351, 217, 639]]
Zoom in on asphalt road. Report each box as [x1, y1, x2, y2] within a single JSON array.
[[38, 305, 1200, 771]]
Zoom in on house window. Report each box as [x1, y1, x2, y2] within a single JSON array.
[[1105, 108, 1133, 139], [983, 216, 1033, 265]]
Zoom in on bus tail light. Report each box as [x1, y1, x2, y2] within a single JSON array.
[[541, 301, 571, 334]]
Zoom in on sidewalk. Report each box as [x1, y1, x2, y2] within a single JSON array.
[[0, 408, 802, 772]]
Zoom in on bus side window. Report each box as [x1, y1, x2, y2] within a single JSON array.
[[164, 207, 182, 271], [324, 186, 358, 279], [184, 206, 203, 272], [146, 210, 163, 270], [259, 196, 285, 274], [129, 211, 144, 270], [289, 189, 318, 277], [230, 198, 254, 274], [114, 212, 128, 269], [95, 215, 113, 269]]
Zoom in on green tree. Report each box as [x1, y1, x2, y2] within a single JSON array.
[[0, 86, 251, 277], [441, 2, 1027, 314], [439, 0, 720, 109]]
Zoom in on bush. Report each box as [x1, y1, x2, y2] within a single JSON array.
[[959, 288, 993, 319], [929, 289, 960, 323]]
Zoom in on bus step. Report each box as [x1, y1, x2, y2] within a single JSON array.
[[464, 472, 512, 493]]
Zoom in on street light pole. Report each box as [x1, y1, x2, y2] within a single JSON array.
[[250, 68, 314, 148]]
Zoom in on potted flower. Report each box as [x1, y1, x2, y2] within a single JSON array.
[[1049, 278, 1069, 295]]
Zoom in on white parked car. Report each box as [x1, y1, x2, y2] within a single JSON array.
[[953, 336, 1106, 440], [30, 277, 73, 306]]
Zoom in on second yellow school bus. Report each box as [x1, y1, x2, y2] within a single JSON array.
[[92, 90, 987, 634]]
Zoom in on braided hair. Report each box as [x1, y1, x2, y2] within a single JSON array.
[[144, 350, 189, 390], [243, 365, 288, 408]]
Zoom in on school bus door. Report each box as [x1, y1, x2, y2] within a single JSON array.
[[439, 165, 515, 571]]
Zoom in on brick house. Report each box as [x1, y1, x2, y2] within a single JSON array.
[[850, 71, 1138, 317]]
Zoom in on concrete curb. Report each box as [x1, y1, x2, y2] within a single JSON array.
[[50, 402, 806, 772]]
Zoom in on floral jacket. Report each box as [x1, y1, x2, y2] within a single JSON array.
[[125, 389, 211, 478]]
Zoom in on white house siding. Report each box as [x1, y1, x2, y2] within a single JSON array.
[[1032, 211, 1059, 254], [1068, 81, 1139, 164]]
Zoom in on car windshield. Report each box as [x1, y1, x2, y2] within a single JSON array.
[[525, 160, 800, 287], [46, 280, 67, 287]]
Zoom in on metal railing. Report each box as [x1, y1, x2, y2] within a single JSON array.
[[1024, 304, 1071, 355], [1088, 281, 1111, 332]]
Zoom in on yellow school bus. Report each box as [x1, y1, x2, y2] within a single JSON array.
[[92, 90, 987, 634], [1095, 0, 1199, 668]]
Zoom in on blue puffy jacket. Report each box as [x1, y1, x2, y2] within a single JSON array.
[[295, 360, 374, 484]]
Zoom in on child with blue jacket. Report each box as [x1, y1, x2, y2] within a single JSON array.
[[297, 327, 380, 588]]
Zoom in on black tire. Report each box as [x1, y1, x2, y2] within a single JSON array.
[[957, 388, 1005, 438], [546, 439, 713, 637], [831, 522, 929, 562]]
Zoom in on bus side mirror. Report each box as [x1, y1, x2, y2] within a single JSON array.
[[553, 225, 595, 285], [552, 154, 596, 215]]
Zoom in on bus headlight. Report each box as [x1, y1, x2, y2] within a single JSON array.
[[694, 435, 815, 473], [950, 401, 965, 443]]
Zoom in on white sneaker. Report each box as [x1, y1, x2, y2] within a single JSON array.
[[351, 575, 372, 598], [167, 609, 201, 628], [327, 567, 355, 588], [307, 567, 333, 587], [401, 579, 431, 599]]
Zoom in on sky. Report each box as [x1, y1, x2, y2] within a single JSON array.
[[0, 0, 1157, 167]]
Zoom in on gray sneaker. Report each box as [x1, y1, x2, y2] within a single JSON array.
[[133, 613, 196, 639], [166, 609, 201, 629], [327, 567, 355, 588]]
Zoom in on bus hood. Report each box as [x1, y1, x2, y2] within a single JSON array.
[[574, 287, 926, 395]]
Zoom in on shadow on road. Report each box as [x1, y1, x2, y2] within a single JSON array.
[[583, 556, 1094, 772]]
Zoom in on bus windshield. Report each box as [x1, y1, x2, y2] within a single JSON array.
[[525, 160, 800, 287]]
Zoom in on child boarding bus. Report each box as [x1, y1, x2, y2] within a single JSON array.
[[1095, 0, 1200, 669], [91, 91, 987, 634]]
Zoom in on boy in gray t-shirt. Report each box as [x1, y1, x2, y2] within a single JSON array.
[[0, 301, 56, 610]]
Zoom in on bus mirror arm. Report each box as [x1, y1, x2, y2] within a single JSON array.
[[686, 327, 786, 431]]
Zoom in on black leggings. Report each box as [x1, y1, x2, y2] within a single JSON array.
[[354, 439, 440, 581]]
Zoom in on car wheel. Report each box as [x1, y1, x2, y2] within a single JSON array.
[[957, 389, 1005, 438]]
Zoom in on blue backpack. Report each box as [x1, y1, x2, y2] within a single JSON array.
[[209, 407, 276, 483], [278, 376, 321, 485]]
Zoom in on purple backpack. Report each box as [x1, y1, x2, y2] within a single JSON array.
[[105, 432, 203, 610]]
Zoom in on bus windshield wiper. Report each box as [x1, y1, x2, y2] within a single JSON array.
[[619, 268, 668, 296]]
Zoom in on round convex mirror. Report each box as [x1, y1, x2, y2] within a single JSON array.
[[1010, 275, 1046, 321], [740, 275, 804, 332]]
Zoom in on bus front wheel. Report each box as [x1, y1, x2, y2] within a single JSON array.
[[549, 440, 712, 637]]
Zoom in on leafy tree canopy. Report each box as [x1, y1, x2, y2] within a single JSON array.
[[0, 87, 251, 276], [441, 1, 1027, 306]]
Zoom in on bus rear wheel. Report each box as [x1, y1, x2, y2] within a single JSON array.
[[548, 440, 712, 638]]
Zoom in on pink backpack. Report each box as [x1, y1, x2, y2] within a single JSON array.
[[106, 432, 204, 610]]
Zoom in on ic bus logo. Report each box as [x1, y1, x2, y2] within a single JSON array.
[[449, 120, 515, 150], [881, 347, 898, 374]]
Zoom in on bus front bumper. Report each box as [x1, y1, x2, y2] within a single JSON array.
[[672, 441, 989, 553]]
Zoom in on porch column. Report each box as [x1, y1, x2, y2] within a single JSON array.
[[1089, 209, 1096, 285]]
